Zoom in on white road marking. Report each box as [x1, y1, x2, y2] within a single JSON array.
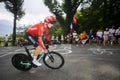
[[0, 44, 72, 58], [88, 48, 113, 55], [0, 51, 26, 58], [52, 44, 72, 54], [53, 49, 72, 54], [88, 44, 114, 55]]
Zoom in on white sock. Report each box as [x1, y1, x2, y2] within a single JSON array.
[[33, 56, 37, 61]]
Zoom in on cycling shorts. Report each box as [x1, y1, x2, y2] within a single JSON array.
[[26, 32, 39, 47]]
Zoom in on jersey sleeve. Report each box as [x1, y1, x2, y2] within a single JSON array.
[[37, 25, 47, 51], [45, 34, 51, 42], [38, 38, 46, 50], [38, 25, 43, 36], [44, 27, 51, 42]]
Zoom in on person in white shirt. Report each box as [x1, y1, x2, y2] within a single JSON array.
[[115, 27, 120, 44], [72, 31, 77, 44], [96, 29, 103, 45], [108, 26, 116, 45], [61, 35, 64, 44], [51, 35, 55, 44], [75, 35, 79, 46], [73, 31, 77, 38], [103, 28, 109, 46]]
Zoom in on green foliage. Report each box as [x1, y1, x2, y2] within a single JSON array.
[[4, 0, 25, 20], [76, 0, 120, 34], [0, 0, 8, 2], [0, 36, 4, 41], [43, 0, 83, 35], [44, 0, 120, 35], [49, 22, 63, 36]]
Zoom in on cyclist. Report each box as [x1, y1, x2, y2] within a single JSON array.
[[26, 16, 56, 66]]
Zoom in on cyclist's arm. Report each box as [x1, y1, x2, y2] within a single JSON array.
[[38, 26, 47, 51], [46, 34, 51, 42], [44, 27, 51, 44]]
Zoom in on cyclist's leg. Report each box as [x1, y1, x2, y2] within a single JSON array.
[[33, 46, 42, 56], [26, 33, 42, 54], [26, 33, 42, 66]]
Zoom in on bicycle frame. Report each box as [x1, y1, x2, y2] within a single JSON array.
[[37, 52, 45, 61], [20, 44, 46, 66], [19, 42, 54, 67]]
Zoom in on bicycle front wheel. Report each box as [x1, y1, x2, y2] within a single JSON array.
[[43, 51, 65, 69]]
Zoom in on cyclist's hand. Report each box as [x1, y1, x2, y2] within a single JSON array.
[[44, 49, 48, 54]]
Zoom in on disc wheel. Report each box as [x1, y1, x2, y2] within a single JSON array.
[[43, 51, 65, 69], [12, 54, 32, 71]]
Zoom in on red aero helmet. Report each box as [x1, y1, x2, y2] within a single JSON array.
[[44, 16, 56, 23]]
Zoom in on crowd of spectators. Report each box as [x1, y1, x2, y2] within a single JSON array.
[[50, 26, 120, 47]]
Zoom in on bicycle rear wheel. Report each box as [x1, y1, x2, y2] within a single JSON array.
[[43, 51, 65, 69], [12, 54, 32, 71]]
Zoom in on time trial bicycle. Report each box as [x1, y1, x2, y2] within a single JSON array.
[[12, 42, 65, 71]]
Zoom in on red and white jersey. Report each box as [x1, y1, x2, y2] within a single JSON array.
[[27, 22, 44, 37], [27, 22, 50, 50]]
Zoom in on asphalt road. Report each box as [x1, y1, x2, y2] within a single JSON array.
[[0, 44, 120, 80]]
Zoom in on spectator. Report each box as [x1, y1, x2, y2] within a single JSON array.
[[115, 27, 120, 44], [72, 31, 77, 44], [108, 25, 116, 45], [67, 33, 72, 44], [58, 36, 61, 44], [103, 28, 109, 46], [17, 38, 24, 46], [61, 35, 64, 44], [4, 34, 9, 47], [88, 29, 93, 44], [75, 35, 79, 46], [51, 35, 55, 44], [96, 29, 103, 46], [72, 31, 77, 37], [79, 31, 89, 47], [54, 36, 59, 44]]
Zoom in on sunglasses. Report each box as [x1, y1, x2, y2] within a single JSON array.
[[50, 21, 55, 24]]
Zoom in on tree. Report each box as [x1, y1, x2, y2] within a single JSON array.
[[43, 0, 83, 35], [76, 0, 120, 34], [4, 0, 25, 46], [0, 0, 7, 2]]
